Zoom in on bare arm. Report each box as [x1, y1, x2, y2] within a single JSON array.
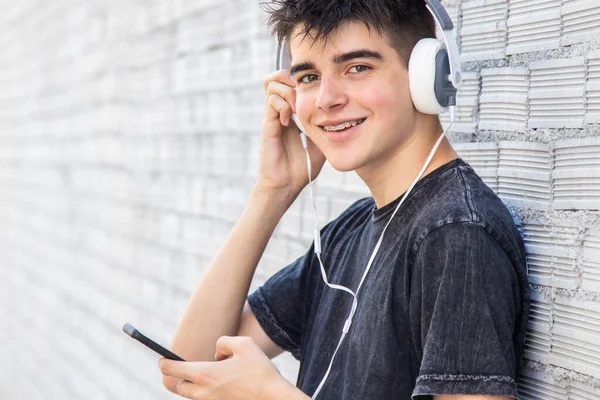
[[162, 187, 293, 392], [237, 300, 286, 359], [162, 69, 325, 394]]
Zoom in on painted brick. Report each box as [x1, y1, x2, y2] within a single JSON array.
[[528, 57, 586, 129], [568, 380, 599, 400], [507, 0, 561, 55], [561, 0, 600, 47], [498, 141, 552, 209], [460, 0, 507, 62], [522, 291, 552, 364], [582, 227, 600, 293], [586, 50, 600, 124], [521, 219, 581, 289], [479, 67, 529, 132], [550, 297, 600, 377], [553, 137, 600, 210]]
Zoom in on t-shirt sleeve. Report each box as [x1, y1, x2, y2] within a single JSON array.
[[409, 222, 522, 399], [247, 252, 313, 360]]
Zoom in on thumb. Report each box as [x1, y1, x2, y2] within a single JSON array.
[[214, 336, 236, 361]]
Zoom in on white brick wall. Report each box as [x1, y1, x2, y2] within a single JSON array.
[[1, 0, 600, 398]]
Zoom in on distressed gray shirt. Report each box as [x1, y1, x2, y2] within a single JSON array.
[[248, 158, 530, 399]]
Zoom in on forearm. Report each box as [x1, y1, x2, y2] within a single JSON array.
[[168, 186, 296, 361]]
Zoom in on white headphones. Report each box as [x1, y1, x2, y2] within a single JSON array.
[[273, 1, 461, 398]]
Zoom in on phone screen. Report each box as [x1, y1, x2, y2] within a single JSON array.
[[123, 323, 185, 361]]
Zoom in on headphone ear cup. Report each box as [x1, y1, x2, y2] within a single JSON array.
[[408, 38, 448, 115]]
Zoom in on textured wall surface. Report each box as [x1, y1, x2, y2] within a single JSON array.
[[0, 0, 599, 399]]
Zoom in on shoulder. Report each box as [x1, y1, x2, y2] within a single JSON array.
[[404, 160, 526, 264]]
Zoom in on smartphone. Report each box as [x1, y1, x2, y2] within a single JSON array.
[[122, 323, 185, 361]]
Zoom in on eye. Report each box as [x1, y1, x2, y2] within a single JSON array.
[[349, 65, 370, 73], [300, 74, 319, 84]]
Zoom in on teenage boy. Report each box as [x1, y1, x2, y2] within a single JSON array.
[[159, 1, 530, 399]]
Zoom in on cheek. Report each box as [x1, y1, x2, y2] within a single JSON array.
[[361, 87, 411, 124], [359, 77, 412, 119], [295, 92, 313, 120], [295, 92, 321, 139], [296, 94, 312, 129]]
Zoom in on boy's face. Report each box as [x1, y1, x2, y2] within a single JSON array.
[[289, 20, 418, 173]]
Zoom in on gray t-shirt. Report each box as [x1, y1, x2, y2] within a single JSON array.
[[248, 158, 530, 399]]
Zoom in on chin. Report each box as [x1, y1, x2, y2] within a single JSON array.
[[325, 154, 365, 172]]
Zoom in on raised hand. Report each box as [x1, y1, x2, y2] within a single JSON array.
[[257, 69, 326, 199]]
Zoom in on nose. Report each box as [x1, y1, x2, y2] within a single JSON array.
[[315, 77, 348, 111]]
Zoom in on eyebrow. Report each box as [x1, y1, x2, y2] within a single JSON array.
[[289, 49, 384, 76]]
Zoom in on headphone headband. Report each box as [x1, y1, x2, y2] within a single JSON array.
[[276, 0, 461, 89], [424, 0, 453, 30], [425, 0, 461, 88]]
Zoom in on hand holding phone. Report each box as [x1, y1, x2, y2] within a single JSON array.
[[122, 323, 185, 361]]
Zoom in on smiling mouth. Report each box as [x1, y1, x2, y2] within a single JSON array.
[[321, 118, 366, 132]]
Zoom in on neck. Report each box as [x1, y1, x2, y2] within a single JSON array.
[[356, 118, 458, 209]]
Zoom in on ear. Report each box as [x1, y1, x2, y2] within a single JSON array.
[[408, 38, 448, 115]]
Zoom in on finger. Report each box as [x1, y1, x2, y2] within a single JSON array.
[[214, 335, 251, 360], [263, 69, 297, 93], [158, 359, 210, 384], [214, 335, 236, 361], [176, 379, 204, 400], [158, 359, 188, 380], [214, 336, 254, 361], [265, 94, 293, 126], [265, 80, 297, 113]]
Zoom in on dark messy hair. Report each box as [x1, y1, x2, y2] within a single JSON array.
[[260, 0, 436, 66]]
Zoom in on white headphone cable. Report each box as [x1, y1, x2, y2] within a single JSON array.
[[298, 115, 454, 399]]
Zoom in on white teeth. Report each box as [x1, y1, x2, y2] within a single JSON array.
[[323, 119, 363, 132]]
